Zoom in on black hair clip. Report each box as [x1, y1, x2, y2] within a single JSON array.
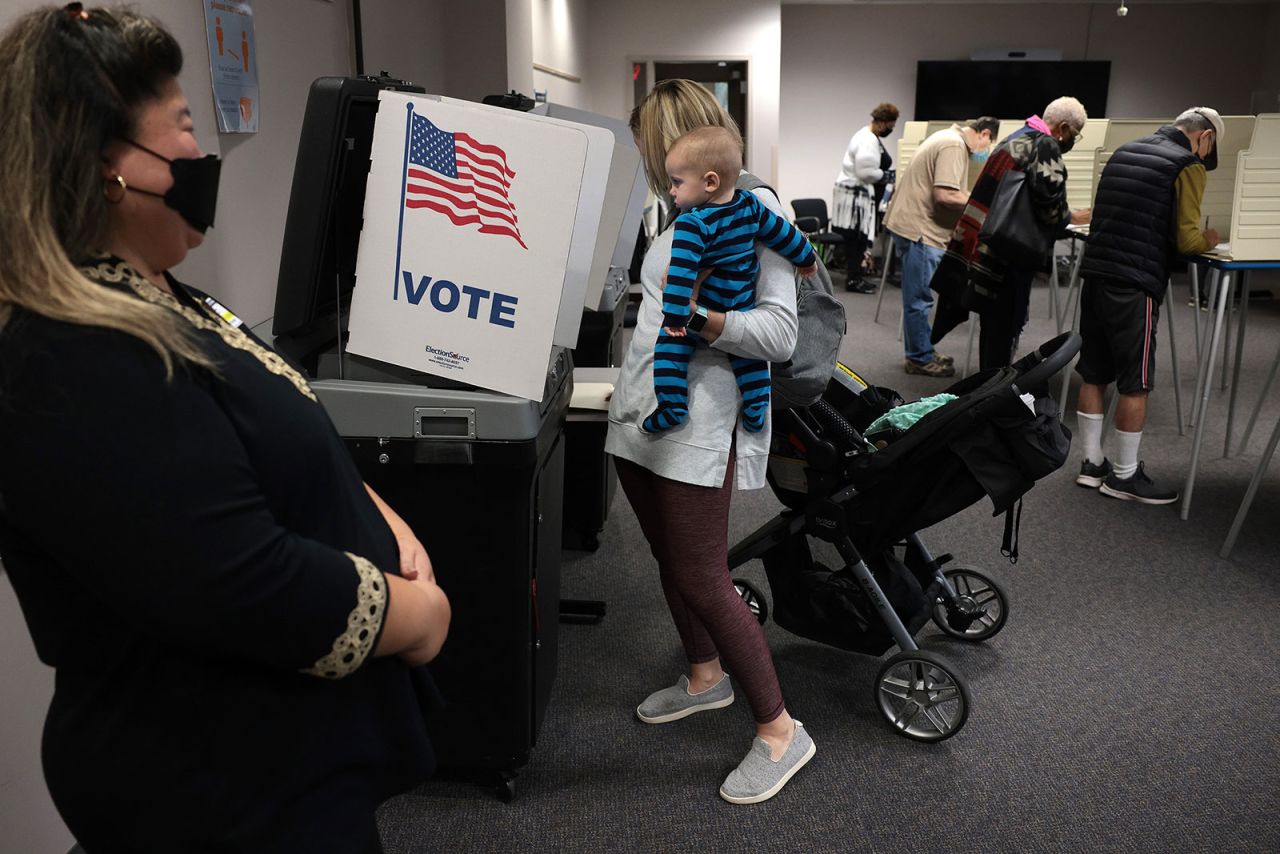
[[63, 3, 90, 21]]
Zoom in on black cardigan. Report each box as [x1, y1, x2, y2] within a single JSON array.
[[0, 259, 434, 853]]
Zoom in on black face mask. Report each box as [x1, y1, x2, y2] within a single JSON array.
[[1200, 137, 1218, 172], [876, 127, 894, 138], [1057, 135, 1076, 155], [121, 139, 221, 233]]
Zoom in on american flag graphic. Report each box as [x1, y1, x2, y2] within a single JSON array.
[[403, 111, 527, 249]]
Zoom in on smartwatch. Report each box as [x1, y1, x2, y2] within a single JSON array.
[[687, 304, 710, 333]]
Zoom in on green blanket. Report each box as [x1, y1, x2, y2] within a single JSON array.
[[866, 393, 957, 437]]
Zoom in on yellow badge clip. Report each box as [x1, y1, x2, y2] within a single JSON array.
[[203, 296, 244, 329]]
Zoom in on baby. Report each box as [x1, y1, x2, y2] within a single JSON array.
[[644, 125, 818, 433]]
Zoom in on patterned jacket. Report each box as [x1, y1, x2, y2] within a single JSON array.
[[931, 121, 1070, 310]]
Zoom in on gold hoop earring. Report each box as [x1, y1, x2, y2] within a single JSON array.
[[103, 175, 127, 204]]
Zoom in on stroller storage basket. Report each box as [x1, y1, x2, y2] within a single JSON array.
[[761, 534, 941, 656]]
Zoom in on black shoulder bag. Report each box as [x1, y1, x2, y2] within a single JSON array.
[[978, 168, 1052, 269]]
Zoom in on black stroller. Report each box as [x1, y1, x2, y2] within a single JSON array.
[[727, 333, 1080, 742]]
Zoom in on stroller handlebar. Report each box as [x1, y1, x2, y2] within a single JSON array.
[[1011, 332, 1082, 394]]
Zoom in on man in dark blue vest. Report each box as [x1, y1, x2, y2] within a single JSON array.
[[1073, 107, 1223, 504]]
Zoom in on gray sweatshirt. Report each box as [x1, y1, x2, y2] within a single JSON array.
[[605, 187, 799, 490]]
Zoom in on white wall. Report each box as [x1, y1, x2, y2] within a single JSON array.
[[507, 0, 535, 97], [583, 0, 782, 185], [780, 2, 1272, 207], [0, 573, 71, 854], [208, 1, 355, 324], [532, 0, 590, 109], [360, 0, 447, 91]]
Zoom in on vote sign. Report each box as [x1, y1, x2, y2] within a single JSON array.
[[348, 91, 589, 400]]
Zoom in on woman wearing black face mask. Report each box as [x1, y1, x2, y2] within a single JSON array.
[[931, 96, 1093, 371], [0, 7, 448, 853], [832, 101, 899, 293]]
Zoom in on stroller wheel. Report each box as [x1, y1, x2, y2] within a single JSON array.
[[874, 650, 970, 742], [931, 567, 1009, 642], [733, 578, 769, 625]]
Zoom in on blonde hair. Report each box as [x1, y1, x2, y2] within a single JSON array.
[[630, 79, 741, 200], [667, 126, 743, 189], [0, 6, 212, 376]]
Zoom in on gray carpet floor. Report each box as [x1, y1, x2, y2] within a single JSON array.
[[379, 267, 1280, 853]]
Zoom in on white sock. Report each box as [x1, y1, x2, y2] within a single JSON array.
[[1112, 429, 1142, 479], [1076, 411, 1104, 465]]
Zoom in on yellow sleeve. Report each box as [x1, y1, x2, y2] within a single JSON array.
[[1174, 164, 1210, 256]]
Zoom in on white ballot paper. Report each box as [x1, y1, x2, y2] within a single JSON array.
[[347, 92, 589, 400]]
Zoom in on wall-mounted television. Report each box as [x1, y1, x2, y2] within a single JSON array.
[[914, 61, 1110, 121]]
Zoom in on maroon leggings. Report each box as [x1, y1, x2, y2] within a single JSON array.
[[615, 453, 785, 724]]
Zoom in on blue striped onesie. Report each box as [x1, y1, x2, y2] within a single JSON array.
[[644, 190, 817, 433]]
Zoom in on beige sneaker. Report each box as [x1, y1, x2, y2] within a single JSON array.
[[904, 358, 955, 378], [935, 352, 955, 367]]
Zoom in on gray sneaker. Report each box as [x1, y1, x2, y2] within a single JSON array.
[[719, 720, 816, 805], [1076, 457, 1112, 488], [636, 674, 734, 724], [1099, 461, 1179, 505], [904, 358, 955, 378]]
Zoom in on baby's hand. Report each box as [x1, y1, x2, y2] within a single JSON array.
[[664, 326, 688, 337], [798, 262, 818, 278]]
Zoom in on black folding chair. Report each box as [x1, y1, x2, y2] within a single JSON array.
[[791, 198, 845, 265]]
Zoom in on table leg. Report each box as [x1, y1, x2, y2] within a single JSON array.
[[1219, 410, 1280, 559], [1238, 336, 1280, 455], [873, 244, 892, 324], [1221, 273, 1234, 392], [1165, 279, 1185, 437], [1189, 269, 1220, 430], [1056, 249, 1087, 409], [1190, 264, 1202, 363], [1225, 270, 1251, 458], [1049, 250, 1060, 325], [1181, 270, 1232, 520]]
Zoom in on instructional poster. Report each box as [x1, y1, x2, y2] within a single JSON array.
[[203, 0, 259, 133]]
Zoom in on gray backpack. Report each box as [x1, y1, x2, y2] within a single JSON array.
[[735, 173, 847, 409]]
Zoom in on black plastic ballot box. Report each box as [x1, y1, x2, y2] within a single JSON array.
[[269, 336, 572, 800]]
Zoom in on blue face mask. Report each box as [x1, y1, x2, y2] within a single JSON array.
[[970, 149, 989, 165]]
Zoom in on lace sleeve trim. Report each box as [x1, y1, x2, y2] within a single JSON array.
[[302, 553, 387, 680], [81, 258, 319, 404]]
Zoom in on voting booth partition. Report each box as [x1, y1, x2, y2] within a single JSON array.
[[269, 76, 642, 798], [1089, 119, 1169, 203], [895, 120, 953, 181], [1227, 114, 1280, 260], [529, 102, 646, 552], [1199, 116, 1257, 239], [1060, 118, 1108, 214]]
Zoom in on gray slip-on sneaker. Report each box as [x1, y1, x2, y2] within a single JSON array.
[[636, 674, 734, 724], [719, 720, 816, 805]]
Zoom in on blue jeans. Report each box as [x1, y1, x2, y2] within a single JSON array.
[[892, 233, 944, 364]]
